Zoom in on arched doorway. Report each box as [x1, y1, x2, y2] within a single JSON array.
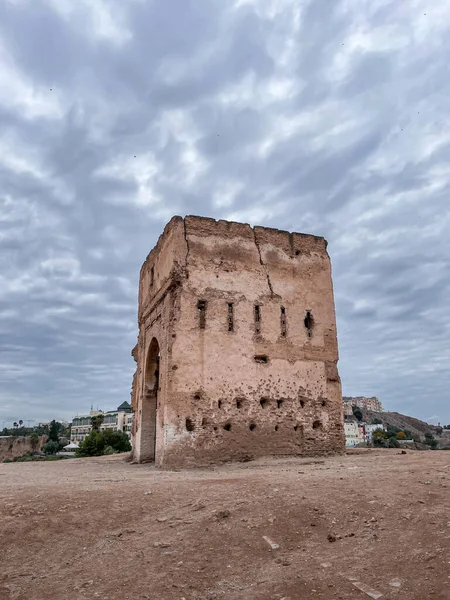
[[141, 337, 160, 462]]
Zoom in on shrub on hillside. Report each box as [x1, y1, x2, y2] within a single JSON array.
[[372, 429, 387, 446], [352, 406, 363, 421], [42, 440, 60, 455], [388, 438, 400, 448]]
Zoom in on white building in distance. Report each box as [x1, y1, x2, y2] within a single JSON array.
[[71, 402, 133, 444]]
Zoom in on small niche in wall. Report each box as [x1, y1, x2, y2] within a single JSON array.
[[150, 266, 155, 286], [194, 393, 201, 401], [321, 399, 327, 408], [197, 300, 207, 329], [280, 306, 287, 337], [254, 305, 261, 335], [218, 399, 222, 409], [236, 398, 244, 409], [300, 399, 305, 408], [274, 424, 279, 432], [201, 417, 208, 428], [260, 397, 268, 408], [249, 423, 256, 431], [227, 302, 234, 332], [185, 418, 195, 432], [312, 420, 322, 430], [277, 399, 284, 409], [304, 311, 314, 338], [223, 423, 231, 431]]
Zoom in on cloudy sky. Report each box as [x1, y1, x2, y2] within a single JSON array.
[[0, 0, 449, 428]]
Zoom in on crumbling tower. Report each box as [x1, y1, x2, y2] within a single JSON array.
[[131, 216, 344, 467]]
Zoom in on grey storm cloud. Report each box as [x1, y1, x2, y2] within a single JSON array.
[[0, 0, 449, 426]]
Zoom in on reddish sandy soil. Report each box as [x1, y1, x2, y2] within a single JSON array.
[[0, 449, 449, 600]]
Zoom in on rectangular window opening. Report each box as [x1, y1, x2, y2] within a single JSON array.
[[304, 310, 314, 338], [227, 303, 234, 332], [254, 305, 261, 334], [280, 306, 287, 337], [197, 300, 207, 329]]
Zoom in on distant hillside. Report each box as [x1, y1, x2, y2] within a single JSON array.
[[362, 409, 435, 439], [361, 409, 450, 449]]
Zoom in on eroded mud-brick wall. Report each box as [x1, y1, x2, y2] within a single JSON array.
[[131, 216, 344, 467]]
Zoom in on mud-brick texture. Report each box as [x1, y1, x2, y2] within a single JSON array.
[[130, 215, 345, 468]]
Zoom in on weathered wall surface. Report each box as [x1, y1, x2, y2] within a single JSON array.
[[0, 436, 45, 461], [131, 216, 344, 467]]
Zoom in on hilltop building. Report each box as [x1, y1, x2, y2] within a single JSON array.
[[343, 396, 383, 413]]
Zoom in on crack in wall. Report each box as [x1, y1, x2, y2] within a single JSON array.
[[253, 228, 274, 297]]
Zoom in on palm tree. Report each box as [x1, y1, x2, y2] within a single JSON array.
[[90, 414, 104, 432], [13, 422, 18, 428]]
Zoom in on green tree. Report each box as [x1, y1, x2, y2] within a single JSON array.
[[372, 429, 387, 447], [352, 406, 363, 421], [76, 429, 131, 457], [424, 433, 438, 449], [30, 432, 40, 451], [102, 429, 131, 453], [48, 420, 59, 442], [42, 440, 60, 455], [76, 430, 105, 457], [388, 438, 400, 448], [90, 414, 104, 432]]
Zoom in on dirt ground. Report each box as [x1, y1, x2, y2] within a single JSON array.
[[0, 449, 449, 600]]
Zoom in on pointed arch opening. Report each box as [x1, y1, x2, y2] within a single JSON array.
[[141, 337, 160, 462]]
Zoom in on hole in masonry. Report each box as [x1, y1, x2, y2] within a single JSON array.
[[213, 426, 218, 431], [194, 394, 201, 401], [201, 418, 208, 427], [223, 423, 231, 431], [300, 399, 305, 408], [185, 418, 195, 432], [312, 420, 322, 430], [277, 399, 284, 409], [254, 355, 269, 364], [260, 398, 268, 408], [218, 400, 222, 409], [274, 424, 279, 432], [236, 398, 243, 409], [321, 400, 327, 407], [249, 423, 256, 431], [293, 424, 299, 431]]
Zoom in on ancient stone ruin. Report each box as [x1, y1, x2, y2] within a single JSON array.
[[130, 216, 344, 467]]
